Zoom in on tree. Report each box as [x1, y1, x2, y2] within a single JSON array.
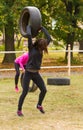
[[0, 0, 16, 63], [0, 0, 28, 63], [62, 0, 83, 59], [0, 0, 51, 63], [49, 0, 83, 59], [0, 0, 83, 63]]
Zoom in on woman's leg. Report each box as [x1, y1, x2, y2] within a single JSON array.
[[32, 72, 47, 106], [14, 63, 20, 87], [17, 71, 31, 111], [32, 72, 47, 113]]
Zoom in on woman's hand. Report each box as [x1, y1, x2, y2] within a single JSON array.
[[22, 69, 25, 73]]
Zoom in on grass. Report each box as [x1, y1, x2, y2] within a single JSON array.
[[0, 74, 83, 130]]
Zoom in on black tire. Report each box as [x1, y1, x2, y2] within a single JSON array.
[[47, 77, 70, 85], [29, 82, 38, 92], [20, 73, 38, 92], [19, 6, 42, 38]]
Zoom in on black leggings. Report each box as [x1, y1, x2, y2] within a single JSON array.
[[18, 71, 47, 111], [14, 63, 20, 85], [14, 63, 26, 85]]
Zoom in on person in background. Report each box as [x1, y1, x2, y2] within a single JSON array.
[[14, 52, 29, 92], [17, 25, 51, 116]]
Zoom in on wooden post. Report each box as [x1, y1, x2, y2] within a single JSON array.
[[68, 44, 71, 76]]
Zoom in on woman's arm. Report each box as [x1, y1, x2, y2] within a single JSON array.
[[41, 26, 52, 45], [26, 25, 33, 50]]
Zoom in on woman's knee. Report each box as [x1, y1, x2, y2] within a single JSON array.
[[16, 72, 20, 77], [42, 87, 47, 94], [45, 88, 47, 93], [22, 89, 28, 97]]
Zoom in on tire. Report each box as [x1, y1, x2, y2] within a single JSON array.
[[19, 6, 42, 38], [20, 73, 38, 92], [29, 82, 38, 92], [47, 77, 70, 85]]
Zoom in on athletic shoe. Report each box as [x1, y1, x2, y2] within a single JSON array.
[[17, 110, 24, 116], [15, 86, 19, 92], [37, 105, 45, 114]]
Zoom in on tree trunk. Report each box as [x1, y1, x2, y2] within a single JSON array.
[[2, 0, 16, 63], [16, 35, 23, 49], [2, 21, 16, 63], [65, 32, 75, 60], [64, 1, 79, 60]]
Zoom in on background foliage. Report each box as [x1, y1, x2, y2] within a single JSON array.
[[0, 0, 83, 62]]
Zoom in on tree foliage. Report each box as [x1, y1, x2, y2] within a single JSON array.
[[0, 0, 83, 62], [49, 0, 83, 42]]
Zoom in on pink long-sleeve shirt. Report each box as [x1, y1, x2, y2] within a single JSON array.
[[15, 52, 29, 70]]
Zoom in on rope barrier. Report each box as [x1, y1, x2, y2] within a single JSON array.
[[0, 65, 83, 72], [0, 49, 83, 75], [0, 51, 25, 54], [0, 49, 83, 53]]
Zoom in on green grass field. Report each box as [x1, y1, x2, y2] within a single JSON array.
[[0, 74, 83, 130]]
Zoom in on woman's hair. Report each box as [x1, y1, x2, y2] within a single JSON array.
[[34, 38, 48, 54]]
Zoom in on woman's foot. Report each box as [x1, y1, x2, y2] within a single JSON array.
[[15, 86, 19, 92], [37, 105, 45, 114], [17, 110, 24, 116]]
